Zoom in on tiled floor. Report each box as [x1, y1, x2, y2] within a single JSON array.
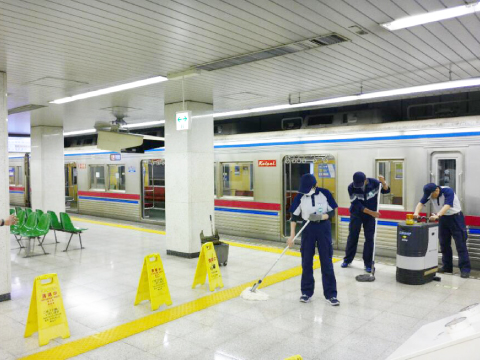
[[1, 215, 479, 360]]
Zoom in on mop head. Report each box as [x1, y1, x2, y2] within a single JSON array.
[[240, 286, 269, 301], [355, 274, 375, 282]]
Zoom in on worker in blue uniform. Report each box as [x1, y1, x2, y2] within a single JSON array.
[[287, 173, 339, 306], [413, 183, 471, 278], [341, 172, 390, 272]]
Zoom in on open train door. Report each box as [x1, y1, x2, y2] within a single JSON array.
[[283, 154, 337, 246], [24, 154, 31, 208], [141, 159, 166, 222], [65, 162, 78, 212]]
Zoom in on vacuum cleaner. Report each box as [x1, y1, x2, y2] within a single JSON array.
[[396, 216, 439, 285]]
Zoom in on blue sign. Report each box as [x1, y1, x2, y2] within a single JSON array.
[[318, 164, 336, 178], [128, 166, 136, 173]]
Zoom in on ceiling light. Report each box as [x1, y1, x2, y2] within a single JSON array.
[[63, 129, 97, 136], [213, 78, 480, 119], [122, 120, 165, 129], [381, 2, 480, 31], [50, 76, 168, 104]]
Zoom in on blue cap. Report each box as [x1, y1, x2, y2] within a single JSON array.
[[353, 171, 366, 188], [299, 174, 317, 194], [423, 183, 438, 199]]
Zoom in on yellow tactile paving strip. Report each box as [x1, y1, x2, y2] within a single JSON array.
[[70, 217, 166, 235], [20, 217, 339, 359]]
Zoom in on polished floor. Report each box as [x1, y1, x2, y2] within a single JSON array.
[[1, 215, 479, 360]]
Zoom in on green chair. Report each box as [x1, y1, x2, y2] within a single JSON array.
[[20, 214, 50, 256], [10, 209, 15, 215], [10, 210, 26, 248], [36, 209, 44, 218], [12, 212, 37, 248], [47, 211, 62, 244], [15, 206, 22, 214], [60, 212, 87, 252], [25, 208, 33, 218]]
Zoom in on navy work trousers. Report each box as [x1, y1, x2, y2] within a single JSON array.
[[300, 221, 337, 299], [439, 212, 471, 273], [343, 213, 375, 267]]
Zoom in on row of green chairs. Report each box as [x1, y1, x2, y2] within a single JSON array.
[[11, 208, 87, 254]]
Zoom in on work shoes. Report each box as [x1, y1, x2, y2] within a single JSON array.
[[461, 272, 470, 279], [438, 267, 453, 274], [326, 297, 340, 306], [300, 294, 311, 303], [341, 262, 349, 268]]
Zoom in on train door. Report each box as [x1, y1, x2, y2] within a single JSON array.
[[24, 154, 31, 208], [431, 151, 464, 260], [283, 154, 337, 246], [65, 163, 78, 212], [141, 159, 165, 222]]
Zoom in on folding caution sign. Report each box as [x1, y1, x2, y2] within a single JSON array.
[[192, 242, 224, 291], [24, 273, 70, 346], [134, 253, 172, 311]]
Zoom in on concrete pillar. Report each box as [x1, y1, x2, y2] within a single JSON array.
[[165, 101, 214, 258], [30, 126, 65, 214], [0, 72, 11, 301]]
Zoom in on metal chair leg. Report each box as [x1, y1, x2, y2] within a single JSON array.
[[53, 230, 59, 243], [78, 233, 84, 249], [63, 233, 74, 252], [38, 237, 48, 255]]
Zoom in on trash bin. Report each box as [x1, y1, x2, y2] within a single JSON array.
[[214, 242, 229, 266]]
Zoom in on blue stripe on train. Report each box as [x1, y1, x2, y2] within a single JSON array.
[[469, 229, 480, 234], [79, 196, 138, 204], [215, 207, 278, 216], [9, 191, 24, 194], [340, 217, 398, 227]]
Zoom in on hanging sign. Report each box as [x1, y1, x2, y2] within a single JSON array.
[[192, 242, 224, 292], [176, 111, 191, 131], [134, 253, 172, 311], [24, 273, 70, 346], [258, 160, 276, 167]]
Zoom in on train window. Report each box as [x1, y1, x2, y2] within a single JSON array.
[[376, 159, 404, 207], [89, 165, 106, 190], [9, 167, 15, 185], [16, 166, 22, 186], [221, 162, 254, 198], [108, 165, 126, 191], [214, 163, 217, 197]]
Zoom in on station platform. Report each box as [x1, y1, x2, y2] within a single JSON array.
[[1, 215, 479, 360]]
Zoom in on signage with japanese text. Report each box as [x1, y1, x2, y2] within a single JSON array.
[[258, 160, 276, 167], [192, 242, 223, 292], [176, 111, 191, 131]]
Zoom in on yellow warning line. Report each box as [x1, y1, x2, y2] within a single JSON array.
[[223, 240, 303, 258], [70, 217, 166, 235], [20, 262, 320, 360]]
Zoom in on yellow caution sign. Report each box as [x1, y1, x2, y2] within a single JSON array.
[[284, 356, 303, 360], [192, 242, 224, 291], [135, 253, 172, 311], [24, 273, 70, 346]]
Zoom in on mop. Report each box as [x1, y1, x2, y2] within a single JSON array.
[[240, 220, 310, 301], [356, 183, 382, 282]]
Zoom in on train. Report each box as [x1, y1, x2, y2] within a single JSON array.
[[9, 115, 480, 267]]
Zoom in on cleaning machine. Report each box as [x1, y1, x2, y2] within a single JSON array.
[[396, 217, 439, 285]]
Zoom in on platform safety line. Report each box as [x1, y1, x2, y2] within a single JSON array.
[[70, 217, 166, 235], [20, 262, 324, 360]]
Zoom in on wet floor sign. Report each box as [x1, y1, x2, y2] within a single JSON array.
[[135, 253, 172, 311], [192, 242, 224, 291], [24, 274, 70, 346]]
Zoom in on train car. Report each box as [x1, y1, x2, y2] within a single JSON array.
[[8, 155, 29, 208], [9, 116, 480, 266]]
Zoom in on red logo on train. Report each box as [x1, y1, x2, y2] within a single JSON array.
[[258, 160, 276, 167]]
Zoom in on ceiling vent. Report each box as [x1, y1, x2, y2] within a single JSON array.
[[8, 104, 46, 115], [196, 33, 349, 71]]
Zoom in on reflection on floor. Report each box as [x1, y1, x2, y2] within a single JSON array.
[[1, 214, 479, 360]]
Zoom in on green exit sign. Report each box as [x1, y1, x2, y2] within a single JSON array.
[[176, 111, 191, 130]]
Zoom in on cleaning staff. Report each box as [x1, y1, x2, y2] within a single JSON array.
[[287, 173, 339, 306], [413, 183, 471, 278], [341, 172, 390, 272]]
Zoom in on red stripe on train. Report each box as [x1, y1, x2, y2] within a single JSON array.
[[78, 191, 140, 200], [9, 186, 25, 191], [338, 207, 480, 227], [214, 200, 281, 211]]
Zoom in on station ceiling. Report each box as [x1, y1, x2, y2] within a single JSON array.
[[1, 0, 480, 133]]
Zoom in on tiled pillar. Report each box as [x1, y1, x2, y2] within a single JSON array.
[[30, 126, 65, 214], [165, 101, 214, 258], [0, 72, 11, 301]]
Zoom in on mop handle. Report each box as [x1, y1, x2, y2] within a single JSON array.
[[251, 220, 310, 292], [371, 183, 383, 268]]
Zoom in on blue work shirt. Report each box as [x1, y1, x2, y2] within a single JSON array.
[[290, 187, 338, 222], [348, 178, 390, 216]]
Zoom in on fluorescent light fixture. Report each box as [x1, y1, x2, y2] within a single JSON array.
[[63, 129, 97, 136], [122, 120, 165, 129], [213, 77, 480, 119], [50, 76, 168, 104], [381, 2, 480, 31]]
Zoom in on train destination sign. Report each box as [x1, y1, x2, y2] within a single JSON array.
[[258, 160, 276, 167]]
